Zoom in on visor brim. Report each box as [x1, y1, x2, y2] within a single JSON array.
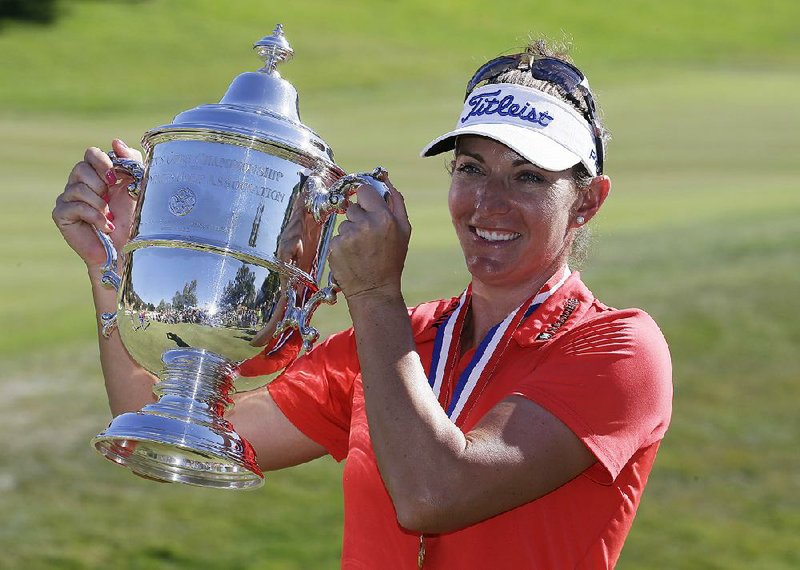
[[420, 123, 594, 175]]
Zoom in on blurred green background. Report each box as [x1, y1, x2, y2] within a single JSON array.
[[1, 0, 798, 568]]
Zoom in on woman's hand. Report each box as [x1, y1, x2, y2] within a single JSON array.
[[328, 171, 412, 301], [52, 139, 142, 270]]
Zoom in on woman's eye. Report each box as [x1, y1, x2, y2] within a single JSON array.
[[455, 162, 482, 175], [518, 171, 545, 184]]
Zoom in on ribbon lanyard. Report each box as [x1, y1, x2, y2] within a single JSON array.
[[428, 267, 570, 425]]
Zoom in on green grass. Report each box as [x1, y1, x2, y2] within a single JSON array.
[[1, 1, 799, 568], [1, 0, 798, 115]]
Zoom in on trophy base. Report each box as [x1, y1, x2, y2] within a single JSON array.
[[92, 412, 264, 489], [92, 348, 264, 490]]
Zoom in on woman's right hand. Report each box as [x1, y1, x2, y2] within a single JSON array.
[[52, 139, 143, 270]]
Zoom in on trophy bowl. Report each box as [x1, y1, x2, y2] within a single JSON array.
[[90, 25, 387, 489]]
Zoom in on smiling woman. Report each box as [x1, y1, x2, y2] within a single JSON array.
[[52, 38, 672, 569], [447, 39, 611, 263], [447, 136, 605, 315]]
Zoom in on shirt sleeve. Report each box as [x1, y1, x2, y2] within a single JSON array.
[[267, 327, 360, 461], [514, 308, 673, 483]]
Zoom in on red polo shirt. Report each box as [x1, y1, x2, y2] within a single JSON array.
[[267, 273, 672, 568]]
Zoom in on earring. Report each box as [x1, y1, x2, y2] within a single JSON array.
[[576, 215, 586, 225]]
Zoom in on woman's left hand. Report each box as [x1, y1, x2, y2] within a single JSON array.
[[328, 171, 411, 301]]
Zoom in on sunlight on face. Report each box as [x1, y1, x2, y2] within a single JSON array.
[[448, 136, 581, 291]]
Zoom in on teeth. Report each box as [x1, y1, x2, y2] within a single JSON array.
[[474, 228, 520, 242]]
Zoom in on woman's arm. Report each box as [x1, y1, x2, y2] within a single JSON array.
[[348, 291, 593, 533], [53, 141, 325, 471], [89, 264, 160, 415], [329, 178, 594, 533], [53, 140, 158, 415]]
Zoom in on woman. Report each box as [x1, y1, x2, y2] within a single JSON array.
[[53, 41, 672, 568]]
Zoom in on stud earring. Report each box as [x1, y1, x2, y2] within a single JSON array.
[[576, 215, 585, 225]]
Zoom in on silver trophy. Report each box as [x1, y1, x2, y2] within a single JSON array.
[[91, 25, 387, 489]]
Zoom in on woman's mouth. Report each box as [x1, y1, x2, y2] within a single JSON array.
[[471, 226, 521, 242]]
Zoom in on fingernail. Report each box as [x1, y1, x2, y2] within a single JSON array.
[[102, 193, 110, 204], [107, 220, 116, 232], [105, 169, 117, 185], [106, 210, 115, 222], [117, 139, 128, 149]]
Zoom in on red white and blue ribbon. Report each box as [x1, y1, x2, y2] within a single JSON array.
[[428, 267, 571, 425]]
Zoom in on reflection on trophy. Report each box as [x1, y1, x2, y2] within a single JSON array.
[[91, 25, 387, 489]]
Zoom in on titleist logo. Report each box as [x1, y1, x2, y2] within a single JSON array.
[[461, 89, 555, 126]]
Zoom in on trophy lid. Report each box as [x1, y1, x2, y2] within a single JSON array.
[[144, 25, 336, 164]]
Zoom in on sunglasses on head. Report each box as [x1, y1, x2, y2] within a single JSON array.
[[465, 54, 604, 175]]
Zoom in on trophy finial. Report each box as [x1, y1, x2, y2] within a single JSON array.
[[254, 24, 294, 75]]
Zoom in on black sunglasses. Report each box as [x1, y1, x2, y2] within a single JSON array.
[[465, 54, 604, 175]]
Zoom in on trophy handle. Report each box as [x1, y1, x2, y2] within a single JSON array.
[[305, 166, 390, 224], [278, 166, 390, 351], [107, 150, 145, 199], [273, 276, 338, 352], [93, 151, 146, 338], [94, 228, 121, 338]]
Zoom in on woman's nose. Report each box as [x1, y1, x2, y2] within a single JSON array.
[[474, 177, 511, 214]]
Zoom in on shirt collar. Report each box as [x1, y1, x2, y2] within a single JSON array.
[[512, 271, 595, 347], [414, 271, 595, 347]]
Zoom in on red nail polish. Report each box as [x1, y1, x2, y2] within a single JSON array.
[[107, 210, 115, 222], [107, 220, 116, 232], [118, 139, 128, 149], [105, 169, 117, 185]]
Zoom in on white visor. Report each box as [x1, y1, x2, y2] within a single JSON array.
[[420, 83, 599, 176]]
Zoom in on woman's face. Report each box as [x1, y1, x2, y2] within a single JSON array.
[[448, 135, 581, 290]]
